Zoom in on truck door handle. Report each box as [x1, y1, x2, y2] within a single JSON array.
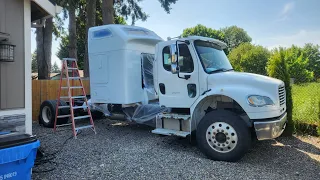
[[159, 83, 166, 94]]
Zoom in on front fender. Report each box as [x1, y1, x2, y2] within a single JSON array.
[[191, 85, 282, 120]]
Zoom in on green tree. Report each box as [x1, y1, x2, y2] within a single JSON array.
[[55, 0, 80, 67], [285, 45, 314, 83], [303, 43, 320, 79], [221, 26, 252, 54], [228, 43, 270, 75], [267, 48, 293, 136], [181, 24, 224, 42], [51, 62, 61, 73], [31, 51, 37, 73], [107, 0, 177, 25]]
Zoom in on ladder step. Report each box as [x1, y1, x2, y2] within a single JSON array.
[[72, 105, 88, 110], [60, 96, 86, 99], [58, 106, 70, 109], [61, 86, 83, 89], [68, 68, 78, 70], [74, 115, 91, 120], [75, 125, 93, 131], [63, 58, 77, 61], [57, 114, 71, 118], [63, 77, 80, 80], [56, 123, 72, 127]]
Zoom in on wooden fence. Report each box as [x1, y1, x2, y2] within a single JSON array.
[[32, 80, 90, 121]]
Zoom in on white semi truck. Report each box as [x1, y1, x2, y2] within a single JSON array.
[[40, 24, 287, 161]]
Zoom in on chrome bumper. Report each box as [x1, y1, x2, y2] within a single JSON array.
[[253, 112, 287, 140]]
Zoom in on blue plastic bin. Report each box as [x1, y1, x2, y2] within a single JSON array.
[[0, 136, 40, 180]]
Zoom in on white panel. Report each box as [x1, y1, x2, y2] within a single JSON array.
[[90, 54, 109, 84], [88, 26, 161, 104], [32, 0, 56, 16], [24, 0, 32, 134]]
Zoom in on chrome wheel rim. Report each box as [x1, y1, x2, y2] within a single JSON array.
[[206, 122, 238, 153], [42, 106, 51, 123]]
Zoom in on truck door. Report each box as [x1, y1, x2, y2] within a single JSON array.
[[158, 43, 199, 108]]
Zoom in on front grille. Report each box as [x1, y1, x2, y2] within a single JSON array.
[[278, 86, 286, 106]]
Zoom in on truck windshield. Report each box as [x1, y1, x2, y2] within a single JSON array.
[[194, 40, 233, 74]]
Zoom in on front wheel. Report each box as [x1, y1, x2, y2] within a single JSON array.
[[196, 110, 251, 162]]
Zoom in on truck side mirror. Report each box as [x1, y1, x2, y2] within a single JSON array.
[[170, 44, 178, 74]]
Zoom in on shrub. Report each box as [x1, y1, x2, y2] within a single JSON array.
[[267, 47, 293, 136], [285, 45, 314, 83]]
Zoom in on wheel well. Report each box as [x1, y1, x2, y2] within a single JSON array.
[[192, 95, 252, 131]]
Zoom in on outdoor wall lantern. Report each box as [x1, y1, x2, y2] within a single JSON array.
[[0, 32, 15, 62]]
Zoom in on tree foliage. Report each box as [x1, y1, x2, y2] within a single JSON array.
[[31, 51, 37, 73], [114, 0, 177, 25], [221, 26, 252, 53], [303, 43, 320, 79], [51, 62, 60, 73], [181, 24, 224, 41], [267, 48, 293, 136], [228, 43, 270, 75], [285, 45, 314, 83], [181, 25, 252, 55]]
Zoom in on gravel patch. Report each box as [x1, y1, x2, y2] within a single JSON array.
[[32, 118, 320, 180]]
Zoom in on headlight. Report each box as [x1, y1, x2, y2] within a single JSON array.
[[247, 95, 274, 107]]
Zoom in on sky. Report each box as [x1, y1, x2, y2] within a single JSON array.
[[31, 0, 320, 66]]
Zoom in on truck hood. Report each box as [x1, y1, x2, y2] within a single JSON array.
[[207, 71, 284, 89]]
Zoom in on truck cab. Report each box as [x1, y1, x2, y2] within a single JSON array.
[[153, 36, 287, 161], [86, 24, 287, 161]]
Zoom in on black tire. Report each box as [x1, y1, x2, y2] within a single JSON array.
[[196, 110, 251, 162], [39, 100, 69, 128]]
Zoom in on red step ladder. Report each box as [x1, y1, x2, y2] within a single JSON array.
[[54, 58, 96, 138]]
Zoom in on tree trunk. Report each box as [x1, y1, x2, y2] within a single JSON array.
[[36, 18, 53, 79], [84, 0, 97, 77], [68, 7, 77, 60], [102, 0, 114, 24]]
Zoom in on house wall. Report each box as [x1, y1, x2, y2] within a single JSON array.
[[0, 0, 25, 109], [0, 0, 32, 134]]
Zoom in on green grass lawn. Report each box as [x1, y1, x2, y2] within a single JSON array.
[[292, 83, 320, 134]]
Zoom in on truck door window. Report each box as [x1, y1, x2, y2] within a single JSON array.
[[162, 44, 194, 73], [163, 46, 171, 71], [178, 44, 194, 73]]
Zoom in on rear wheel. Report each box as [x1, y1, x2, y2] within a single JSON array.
[[39, 100, 69, 128], [196, 110, 251, 162]]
